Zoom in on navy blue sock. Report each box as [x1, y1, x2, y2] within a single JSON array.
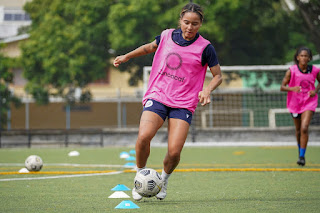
[[299, 148, 306, 158], [298, 144, 301, 154]]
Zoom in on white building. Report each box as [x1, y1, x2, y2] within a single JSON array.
[[0, 0, 32, 39]]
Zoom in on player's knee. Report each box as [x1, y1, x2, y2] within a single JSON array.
[[301, 125, 309, 134], [136, 133, 153, 147]]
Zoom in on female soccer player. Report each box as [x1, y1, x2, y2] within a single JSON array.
[[280, 47, 320, 166], [113, 3, 222, 200]]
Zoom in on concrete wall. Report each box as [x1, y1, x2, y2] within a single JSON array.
[[10, 102, 143, 129], [1, 127, 319, 148]]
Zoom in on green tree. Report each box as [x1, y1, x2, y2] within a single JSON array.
[[293, 0, 320, 54], [109, 0, 317, 85], [21, 0, 112, 104], [108, 0, 185, 85], [0, 47, 21, 129], [198, 0, 316, 65]]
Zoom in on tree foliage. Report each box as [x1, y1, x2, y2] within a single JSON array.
[[108, 0, 317, 85], [21, 0, 112, 104], [294, 0, 320, 54], [0, 47, 21, 129], [20, 0, 319, 94], [107, 0, 186, 85]]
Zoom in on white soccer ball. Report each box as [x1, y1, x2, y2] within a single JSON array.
[[134, 168, 162, 198], [25, 155, 43, 171]]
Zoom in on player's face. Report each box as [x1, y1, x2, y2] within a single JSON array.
[[296, 50, 310, 66], [180, 12, 202, 41]]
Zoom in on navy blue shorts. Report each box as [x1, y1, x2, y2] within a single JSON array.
[[143, 99, 192, 125]]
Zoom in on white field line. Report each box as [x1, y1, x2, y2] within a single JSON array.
[[0, 171, 123, 182], [45, 163, 128, 168], [0, 163, 131, 168]]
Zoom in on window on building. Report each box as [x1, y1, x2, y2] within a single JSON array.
[[4, 13, 13, 21], [24, 14, 31, 21], [14, 14, 23, 21], [3, 12, 31, 21]]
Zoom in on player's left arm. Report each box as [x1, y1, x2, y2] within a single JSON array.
[[198, 64, 223, 106], [309, 71, 320, 97]]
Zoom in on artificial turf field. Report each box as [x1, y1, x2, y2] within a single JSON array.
[[0, 146, 320, 212]]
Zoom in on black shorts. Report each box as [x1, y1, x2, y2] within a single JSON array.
[[143, 99, 192, 124], [291, 113, 301, 119], [291, 111, 315, 119]]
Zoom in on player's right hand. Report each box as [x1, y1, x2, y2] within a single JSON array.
[[113, 55, 129, 67], [291, 86, 301, 93]]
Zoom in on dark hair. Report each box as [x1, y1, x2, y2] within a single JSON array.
[[294, 47, 312, 64], [180, 3, 204, 22]]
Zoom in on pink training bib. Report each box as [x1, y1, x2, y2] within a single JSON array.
[[143, 29, 210, 113], [287, 64, 319, 113]]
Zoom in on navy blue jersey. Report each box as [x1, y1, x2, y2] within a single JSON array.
[[155, 29, 219, 68]]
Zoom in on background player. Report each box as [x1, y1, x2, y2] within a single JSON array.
[[280, 47, 320, 166]]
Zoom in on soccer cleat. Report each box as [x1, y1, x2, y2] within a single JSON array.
[[132, 188, 143, 201], [156, 179, 168, 200], [297, 156, 305, 166]]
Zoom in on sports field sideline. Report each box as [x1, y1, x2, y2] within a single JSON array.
[[1, 145, 319, 212]]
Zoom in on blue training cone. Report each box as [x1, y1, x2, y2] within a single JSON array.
[[124, 162, 136, 167], [129, 150, 136, 155], [111, 184, 130, 191], [126, 156, 136, 161], [115, 200, 139, 209]]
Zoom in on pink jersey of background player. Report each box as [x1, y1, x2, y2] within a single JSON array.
[[287, 64, 320, 114], [143, 29, 210, 113]]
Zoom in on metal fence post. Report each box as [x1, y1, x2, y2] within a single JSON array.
[[7, 108, 11, 130], [65, 131, 69, 147], [100, 130, 103, 147], [209, 96, 213, 128], [191, 111, 196, 142], [65, 104, 70, 147], [117, 88, 121, 128], [25, 96, 30, 130], [27, 130, 31, 148], [66, 104, 70, 130]]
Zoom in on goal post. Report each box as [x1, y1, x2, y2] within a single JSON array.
[[143, 65, 320, 129]]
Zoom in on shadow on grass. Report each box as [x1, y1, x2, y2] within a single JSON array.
[[136, 196, 320, 206]]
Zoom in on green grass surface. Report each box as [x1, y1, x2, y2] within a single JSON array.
[[1, 146, 320, 212]]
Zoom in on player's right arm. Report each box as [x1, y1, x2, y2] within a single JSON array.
[[280, 69, 301, 93], [113, 40, 158, 67]]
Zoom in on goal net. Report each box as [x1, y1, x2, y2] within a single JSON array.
[[143, 65, 320, 129]]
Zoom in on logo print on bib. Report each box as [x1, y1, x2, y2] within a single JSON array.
[[300, 80, 311, 93], [166, 52, 182, 70], [145, 100, 153, 108]]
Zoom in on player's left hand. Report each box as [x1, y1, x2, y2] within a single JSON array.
[[309, 90, 316, 97], [198, 91, 211, 106]]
